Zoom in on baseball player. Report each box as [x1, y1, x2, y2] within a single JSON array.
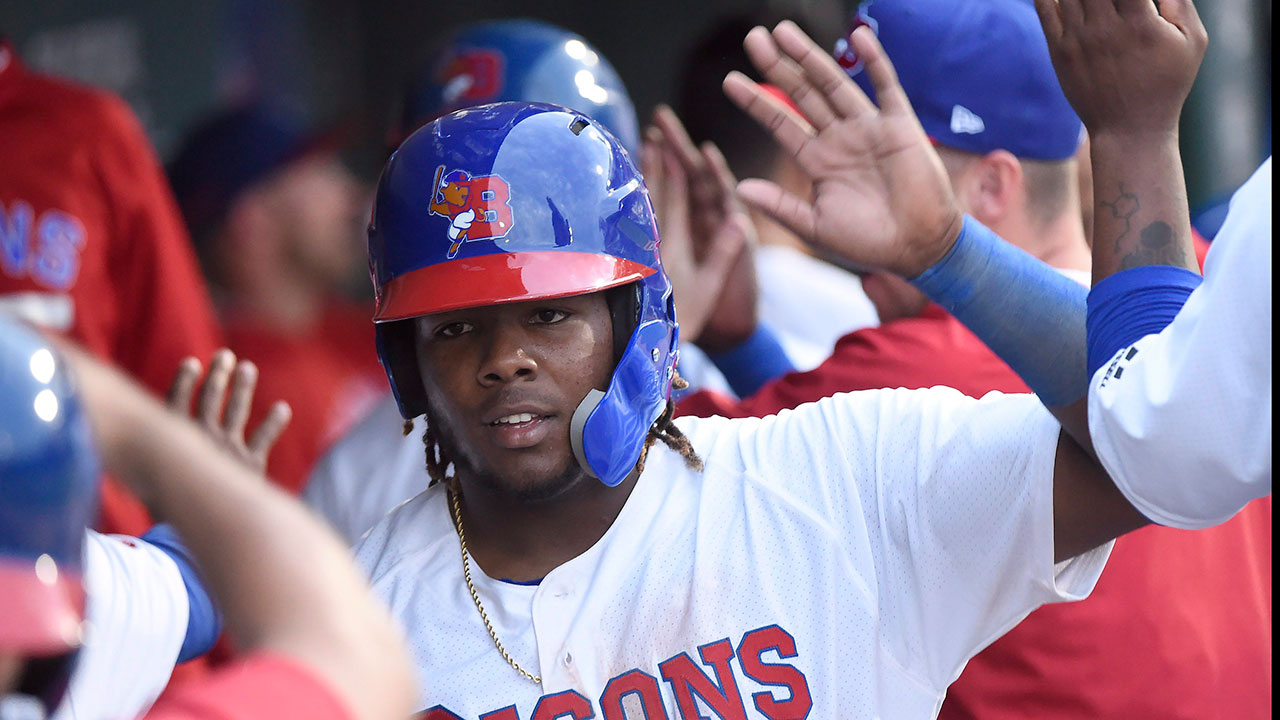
[[354, 93, 1126, 716], [0, 316, 415, 719], [303, 20, 677, 545]]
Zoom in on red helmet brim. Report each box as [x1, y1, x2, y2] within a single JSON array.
[[0, 560, 84, 656], [374, 250, 656, 322]]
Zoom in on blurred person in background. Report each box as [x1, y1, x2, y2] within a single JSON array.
[[0, 37, 223, 537], [168, 102, 387, 494]]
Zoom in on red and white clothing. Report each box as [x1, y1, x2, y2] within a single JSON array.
[[0, 43, 222, 536], [357, 389, 1108, 718]]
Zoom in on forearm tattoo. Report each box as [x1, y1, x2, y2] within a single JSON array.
[[1099, 183, 1193, 269]]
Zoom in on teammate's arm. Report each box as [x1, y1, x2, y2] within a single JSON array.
[[724, 22, 1152, 558], [63, 346, 416, 720]]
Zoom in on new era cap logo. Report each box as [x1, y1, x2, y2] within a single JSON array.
[[950, 105, 986, 135]]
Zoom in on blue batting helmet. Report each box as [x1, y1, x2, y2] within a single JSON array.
[[397, 19, 640, 157], [369, 102, 678, 488], [0, 316, 97, 709]]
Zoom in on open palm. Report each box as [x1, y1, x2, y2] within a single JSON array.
[[724, 22, 963, 278]]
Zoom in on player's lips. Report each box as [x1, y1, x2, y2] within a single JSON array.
[[482, 404, 558, 449]]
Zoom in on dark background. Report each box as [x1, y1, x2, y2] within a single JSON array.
[[1, 0, 1271, 211]]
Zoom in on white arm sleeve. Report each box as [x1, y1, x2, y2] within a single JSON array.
[[53, 532, 188, 720], [1089, 157, 1272, 530]]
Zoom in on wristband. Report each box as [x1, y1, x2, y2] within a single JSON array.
[[706, 324, 796, 398]]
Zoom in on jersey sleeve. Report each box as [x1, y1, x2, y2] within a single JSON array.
[[1089, 157, 1272, 530], [53, 531, 189, 720], [140, 653, 353, 720], [720, 387, 1111, 692], [94, 94, 223, 397]]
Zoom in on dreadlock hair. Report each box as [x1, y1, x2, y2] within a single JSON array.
[[403, 370, 703, 490]]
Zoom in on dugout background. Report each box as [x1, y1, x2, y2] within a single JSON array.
[[0, 0, 1271, 223]]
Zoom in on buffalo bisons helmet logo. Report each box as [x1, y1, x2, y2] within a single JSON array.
[[428, 166, 515, 259], [834, 1, 879, 75]]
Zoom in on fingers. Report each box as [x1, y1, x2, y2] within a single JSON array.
[[247, 400, 292, 465], [197, 348, 235, 428], [652, 105, 704, 176], [167, 357, 201, 412], [1078, 0, 1117, 23], [736, 178, 816, 243], [1057, 0, 1085, 29], [741, 26, 838, 129], [723, 71, 814, 160], [847, 27, 911, 117], [1153, 0, 1207, 40], [1033, 0, 1065, 40], [641, 129, 666, 215], [659, 147, 692, 243], [222, 359, 259, 441], [771, 21, 876, 120]]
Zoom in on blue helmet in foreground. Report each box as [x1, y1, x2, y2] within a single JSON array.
[[369, 102, 678, 488], [398, 19, 640, 156], [0, 316, 98, 710]]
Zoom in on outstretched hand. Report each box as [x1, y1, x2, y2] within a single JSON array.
[[644, 106, 756, 347], [1033, 0, 1207, 140], [167, 348, 291, 475], [723, 21, 963, 279]]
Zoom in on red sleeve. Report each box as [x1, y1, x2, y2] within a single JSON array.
[[141, 653, 353, 720], [95, 94, 223, 395], [676, 309, 1031, 420]]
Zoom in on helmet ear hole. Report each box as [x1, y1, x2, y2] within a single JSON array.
[[606, 283, 642, 365]]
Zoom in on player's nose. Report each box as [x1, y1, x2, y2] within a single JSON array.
[[477, 324, 538, 386]]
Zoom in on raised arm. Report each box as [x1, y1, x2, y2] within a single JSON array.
[[723, 22, 1095, 443], [724, 21, 1150, 559], [66, 347, 416, 720]]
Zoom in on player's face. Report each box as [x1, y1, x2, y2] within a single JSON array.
[[414, 292, 615, 499]]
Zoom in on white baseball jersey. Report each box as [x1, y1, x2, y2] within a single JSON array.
[[1090, 157, 1272, 530], [45, 532, 186, 720], [356, 387, 1111, 719]]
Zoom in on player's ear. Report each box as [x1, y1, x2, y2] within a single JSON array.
[[969, 150, 1023, 226]]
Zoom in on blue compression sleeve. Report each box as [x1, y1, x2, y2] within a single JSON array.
[[141, 523, 222, 662], [1086, 265, 1202, 377], [707, 324, 796, 398], [910, 216, 1088, 406]]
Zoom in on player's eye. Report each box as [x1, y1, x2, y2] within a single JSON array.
[[531, 308, 569, 325], [434, 321, 473, 339]]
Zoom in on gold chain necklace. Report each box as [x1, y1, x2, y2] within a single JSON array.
[[448, 488, 542, 684]]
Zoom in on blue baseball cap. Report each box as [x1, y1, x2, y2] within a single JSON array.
[[168, 102, 343, 236], [835, 0, 1082, 161]]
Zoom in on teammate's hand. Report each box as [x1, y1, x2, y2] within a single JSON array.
[[1033, 0, 1206, 141], [724, 21, 963, 278], [167, 348, 291, 475], [644, 108, 755, 346]]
